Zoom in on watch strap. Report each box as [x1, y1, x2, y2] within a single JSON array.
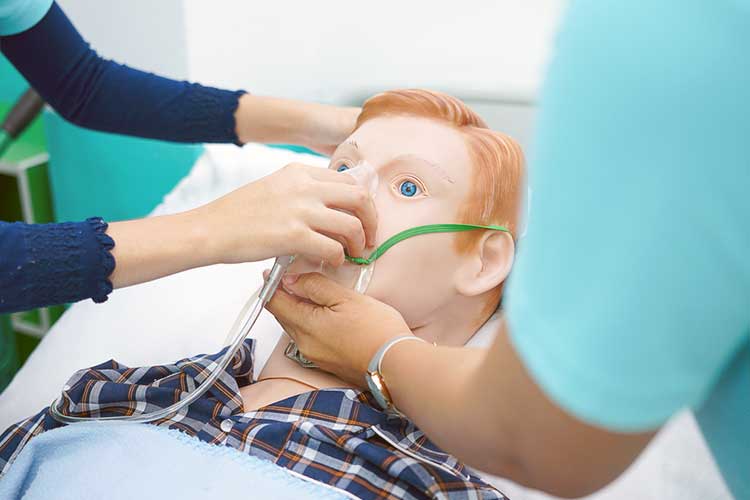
[[366, 335, 426, 412]]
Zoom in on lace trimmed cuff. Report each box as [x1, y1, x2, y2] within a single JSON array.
[[84, 217, 115, 303], [178, 87, 248, 146], [17, 217, 116, 308]]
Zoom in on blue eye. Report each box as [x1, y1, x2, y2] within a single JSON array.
[[399, 180, 420, 197], [336, 164, 349, 172]]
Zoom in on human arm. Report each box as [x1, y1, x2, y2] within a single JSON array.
[[265, 1, 750, 495], [380, 322, 654, 496], [0, 2, 357, 150], [234, 94, 359, 155], [107, 163, 376, 288], [0, 218, 114, 313], [265, 273, 654, 497], [0, 163, 376, 313]]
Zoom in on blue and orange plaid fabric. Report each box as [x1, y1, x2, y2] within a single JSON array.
[[0, 340, 507, 499]]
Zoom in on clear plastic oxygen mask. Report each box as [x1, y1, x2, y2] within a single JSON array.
[[284, 161, 379, 295], [283, 162, 379, 368]]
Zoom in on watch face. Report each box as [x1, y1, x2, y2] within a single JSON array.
[[366, 371, 390, 410], [370, 372, 385, 392]]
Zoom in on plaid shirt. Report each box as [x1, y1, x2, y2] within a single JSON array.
[[0, 340, 507, 500]]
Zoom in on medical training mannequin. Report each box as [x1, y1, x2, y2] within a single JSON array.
[[242, 89, 525, 411], [0, 90, 526, 499]]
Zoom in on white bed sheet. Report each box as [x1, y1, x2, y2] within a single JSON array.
[[0, 144, 731, 499]]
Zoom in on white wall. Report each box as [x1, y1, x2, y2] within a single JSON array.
[[52, 1, 566, 146], [183, 0, 565, 105], [56, 0, 189, 80], [52, 1, 566, 104]]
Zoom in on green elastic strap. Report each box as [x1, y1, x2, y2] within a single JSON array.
[[345, 223, 510, 265]]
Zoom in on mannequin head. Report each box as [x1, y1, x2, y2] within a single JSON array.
[[327, 90, 524, 344]]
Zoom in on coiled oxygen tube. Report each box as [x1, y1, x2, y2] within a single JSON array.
[[48, 255, 294, 424]]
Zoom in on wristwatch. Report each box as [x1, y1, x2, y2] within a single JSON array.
[[365, 335, 426, 414]]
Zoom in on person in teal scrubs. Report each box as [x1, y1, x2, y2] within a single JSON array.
[[0, 0, 49, 34], [266, 0, 749, 497]]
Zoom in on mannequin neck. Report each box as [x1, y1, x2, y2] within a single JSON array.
[[257, 291, 499, 394], [408, 290, 499, 346]]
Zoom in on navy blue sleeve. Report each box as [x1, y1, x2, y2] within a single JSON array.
[[0, 218, 114, 313], [0, 2, 245, 144]]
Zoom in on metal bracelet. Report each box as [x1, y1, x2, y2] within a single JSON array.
[[370, 335, 427, 376]]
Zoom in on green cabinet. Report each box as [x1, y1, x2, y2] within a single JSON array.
[[0, 102, 63, 391], [0, 315, 17, 391]]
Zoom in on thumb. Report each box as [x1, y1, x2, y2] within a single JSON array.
[[266, 284, 316, 329], [283, 272, 353, 307]]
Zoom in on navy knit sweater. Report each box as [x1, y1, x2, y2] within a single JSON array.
[[0, 2, 245, 312]]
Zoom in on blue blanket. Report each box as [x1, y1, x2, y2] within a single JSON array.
[[0, 421, 347, 500]]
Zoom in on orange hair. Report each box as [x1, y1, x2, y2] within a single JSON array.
[[356, 89, 525, 253]]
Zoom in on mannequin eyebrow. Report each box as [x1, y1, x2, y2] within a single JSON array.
[[390, 154, 455, 184], [335, 141, 361, 158]]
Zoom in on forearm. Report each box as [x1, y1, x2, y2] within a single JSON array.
[[234, 94, 308, 145], [381, 339, 523, 477], [234, 94, 358, 148], [106, 210, 213, 289], [381, 325, 654, 497], [1, 2, 244, 144]]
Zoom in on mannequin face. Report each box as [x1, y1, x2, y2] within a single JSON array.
[[324, 116, 482, 329]]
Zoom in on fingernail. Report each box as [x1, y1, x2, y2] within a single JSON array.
[[283, 274, 299, 286]]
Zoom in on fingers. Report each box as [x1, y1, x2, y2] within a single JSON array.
[[279, 163, 357, 187], [276, 162, 377, 255], [302, 231, 346, 267], [281, 272, 353, 308], [320, 184, 378, 247], [266, 286, 307, 335], [306, 165, 357, 185], [311, 209, 366, 258]]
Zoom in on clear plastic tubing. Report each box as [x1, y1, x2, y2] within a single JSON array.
[[48, 164, 378, 424], [49, 255, 293, 424], [343, 162, 378, 293]]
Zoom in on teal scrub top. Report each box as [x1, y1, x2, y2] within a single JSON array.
[[505, 1, 749, 497], [0, 0, 51, 35]]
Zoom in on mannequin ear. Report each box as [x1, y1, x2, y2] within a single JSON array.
[[455, 231, 514, 297]]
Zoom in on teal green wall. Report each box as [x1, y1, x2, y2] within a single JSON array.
[[0, 56, 26, 102], [3, 53, 200, 222], [44, 113, 201, 222]]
